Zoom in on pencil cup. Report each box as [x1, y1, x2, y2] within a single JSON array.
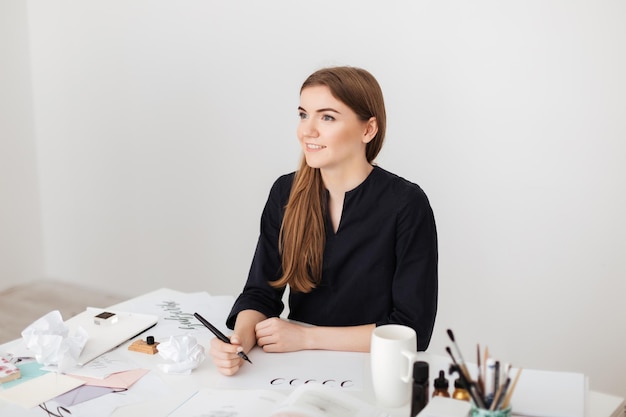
[[471, 406, 512, 417], [370, 324, 418, 408]]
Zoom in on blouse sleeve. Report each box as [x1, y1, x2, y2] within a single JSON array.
[[377, 185, 438, 351], [225, 176, 289, 329]]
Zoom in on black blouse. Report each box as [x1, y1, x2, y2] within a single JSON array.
[[226, 166, 438, 350]]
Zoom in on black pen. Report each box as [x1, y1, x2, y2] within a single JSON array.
[[193, 312, 252, 364]]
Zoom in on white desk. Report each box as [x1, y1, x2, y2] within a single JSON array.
[[1, 288, 624, 417]]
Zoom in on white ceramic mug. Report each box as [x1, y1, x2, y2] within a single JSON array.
[[370, 324, 419, 408]]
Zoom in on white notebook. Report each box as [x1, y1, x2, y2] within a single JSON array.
[[509, 367, 587, 417], [66, 307, 158, 366]]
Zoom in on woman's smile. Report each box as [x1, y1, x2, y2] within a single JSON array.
[[306, 143, 326, 151]]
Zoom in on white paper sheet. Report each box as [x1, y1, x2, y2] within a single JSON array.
[[108, 288, 235, 340], [510, 368, 587, 417], [168, 384, 389, 417], [167, 389, 286, 417], [46, 349, 139, 379], [216, 348, 367, 392], [0, 373, 84, 409], [59, 370, 170, 417], [271, 383, 389, 417]]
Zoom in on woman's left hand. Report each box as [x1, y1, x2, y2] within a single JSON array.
[[254, 317, 309, 352]]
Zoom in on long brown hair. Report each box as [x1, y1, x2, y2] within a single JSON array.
[[271, 66, 387, 293]]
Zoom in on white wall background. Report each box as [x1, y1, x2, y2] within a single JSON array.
[[0, 0, 43, 289], [2, 0, 625, 399]]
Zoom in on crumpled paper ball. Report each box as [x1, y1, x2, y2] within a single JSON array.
[[157, 334, 205, 374], [21, 310, 88, 371]]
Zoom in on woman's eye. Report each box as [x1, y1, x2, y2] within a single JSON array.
[[322, 114, 335, 121], [298, 112, 308, 120]]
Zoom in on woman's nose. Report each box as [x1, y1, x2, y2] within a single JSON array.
[[300, 119, 318, 137]]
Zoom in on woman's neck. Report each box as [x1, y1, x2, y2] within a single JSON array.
[[320, 162, 374, 196]]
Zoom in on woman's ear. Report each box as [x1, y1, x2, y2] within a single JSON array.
[[362, 117, 378, 144]]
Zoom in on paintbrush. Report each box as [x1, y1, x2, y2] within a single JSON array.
[[446, 329, 473, 385], [477, 343, 485, 394], [501, 368, 523, 409], [447, 349, 487, 409]]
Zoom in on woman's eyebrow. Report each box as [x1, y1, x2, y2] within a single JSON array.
[[317, 107, 341, 114], [298, 106, 341, 114]]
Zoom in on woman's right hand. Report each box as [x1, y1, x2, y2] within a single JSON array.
[[209, 309, 266, 375], [208, 334, 245, 376]]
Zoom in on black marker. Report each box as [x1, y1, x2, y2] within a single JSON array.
[[193, 312, 252, 364]]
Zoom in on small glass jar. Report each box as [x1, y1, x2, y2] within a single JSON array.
[[471, 406, 512, 417]]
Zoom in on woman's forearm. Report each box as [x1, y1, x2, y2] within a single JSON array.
[[305, 323, 376, 352], [233, 309, 267, 352]]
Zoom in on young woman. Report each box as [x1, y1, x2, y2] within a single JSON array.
[[209, 66, 438, 376]]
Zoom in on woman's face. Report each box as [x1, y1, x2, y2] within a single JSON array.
[[297, 85, 376, 174]]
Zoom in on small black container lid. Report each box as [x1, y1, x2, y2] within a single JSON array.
[[413, 361, 429, 382]]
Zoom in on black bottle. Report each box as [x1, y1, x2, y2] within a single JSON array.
[[410, 361, 429, 417], [433, 370, 450, 397]]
